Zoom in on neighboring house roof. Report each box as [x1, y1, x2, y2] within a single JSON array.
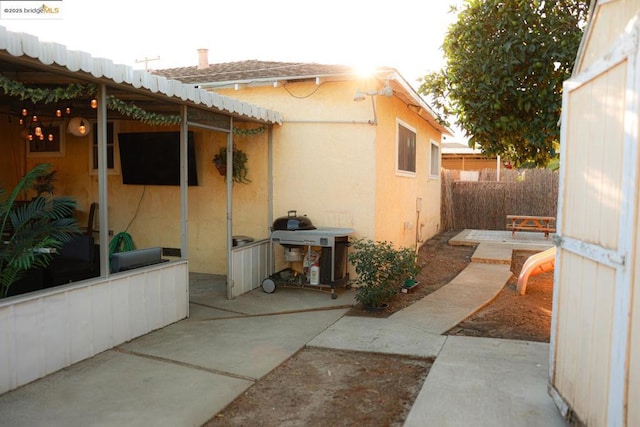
[[0, 26, 282, 125], [152, 60, 365, 86], [442, 141, 483, 155], [152, 58, 452, 136]]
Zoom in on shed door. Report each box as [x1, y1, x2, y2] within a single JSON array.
[[552, 22, 639, 426]]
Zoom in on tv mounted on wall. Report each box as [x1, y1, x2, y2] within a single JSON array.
[[118, 131, 198, 186]]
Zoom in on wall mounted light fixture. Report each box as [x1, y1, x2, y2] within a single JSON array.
[[353, 81, 394, 125], [353, 81, 394, 102]]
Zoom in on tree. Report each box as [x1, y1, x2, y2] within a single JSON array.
[[0, 164, 79, 297], [420, 0, 589, 167]]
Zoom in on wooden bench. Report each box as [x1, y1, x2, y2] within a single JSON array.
[[506, 215, 556, 239]]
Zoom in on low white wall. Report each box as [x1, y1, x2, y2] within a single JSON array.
[[230, 239, 269, 298], [0, 261, 189, 394]]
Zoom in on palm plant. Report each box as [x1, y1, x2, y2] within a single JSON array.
[[0, 163, 80, 297]]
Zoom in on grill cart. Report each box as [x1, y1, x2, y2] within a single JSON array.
[[262, 211, 353, 299]]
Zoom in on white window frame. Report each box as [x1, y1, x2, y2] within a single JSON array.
[[89, 120, 120, 175], [429, 139, 441, 179], [396, 118, 417, 176]]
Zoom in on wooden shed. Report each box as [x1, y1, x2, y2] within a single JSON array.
[[552, 1, 640, 425]]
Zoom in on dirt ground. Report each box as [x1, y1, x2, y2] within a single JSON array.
[[204, 230, 553, 426]]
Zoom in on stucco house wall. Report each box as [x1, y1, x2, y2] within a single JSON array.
[[214, 76, 444, 249]]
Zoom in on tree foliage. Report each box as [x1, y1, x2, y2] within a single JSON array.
[[420, 0, 589, 166]]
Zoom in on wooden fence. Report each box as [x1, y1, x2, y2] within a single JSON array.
[[441, 168, 559, 231]]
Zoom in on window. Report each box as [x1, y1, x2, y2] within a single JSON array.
[[90, 121, 119, 174], [397, 121, 416, 174], [430, 139, 440, 178], [26, 124, 65, 157]]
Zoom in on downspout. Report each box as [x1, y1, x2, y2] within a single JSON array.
[[368, 95, 378, 125], [226, 118, 234, 299]]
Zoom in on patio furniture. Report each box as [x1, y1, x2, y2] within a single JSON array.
[[506, 215, 556, 239]]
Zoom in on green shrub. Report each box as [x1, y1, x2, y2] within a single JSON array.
[[348, 239, 418, 307]]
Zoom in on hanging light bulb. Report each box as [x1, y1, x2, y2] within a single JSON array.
[[48, 132, 54, 142], [67, 117, 91, 137], [38, 133, 45, 141], [21, 108, 28, 116], [27, 133, 33, 141], [32, 114, 38, 122], [34, 125, 42, 137], [18, 117, 24, 126], [65, 105, 71, 115], [55, 108, 62, 118], [90, 97, 98, 109]]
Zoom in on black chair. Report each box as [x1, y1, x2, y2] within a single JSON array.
[[80, 202, 98, 236]]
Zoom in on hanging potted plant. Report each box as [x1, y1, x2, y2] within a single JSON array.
[[213, 145, 251, 184], [33, 169, 57, 197]]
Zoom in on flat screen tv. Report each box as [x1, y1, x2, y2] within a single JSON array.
[[118, 131, 198, 186]]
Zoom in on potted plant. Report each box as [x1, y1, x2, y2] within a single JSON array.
[[396, 246, 421, 291], [33, 168, 57, 196], [348, 239, 401, 310], [0, 163, 79, 297], [213, 145, 251, 184]]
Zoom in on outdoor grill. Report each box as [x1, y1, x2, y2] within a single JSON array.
[[262, 211, 354, 299]]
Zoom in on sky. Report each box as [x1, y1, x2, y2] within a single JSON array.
[[0, 0, 463, 90]]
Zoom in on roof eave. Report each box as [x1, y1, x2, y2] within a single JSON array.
[[195, 71, 364, 89], [385, 71, 453, 137], [0, 25, 283, 125]]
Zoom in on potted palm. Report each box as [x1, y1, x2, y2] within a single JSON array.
[[348, 239, 400, 310], [0, 163, 79, 297]]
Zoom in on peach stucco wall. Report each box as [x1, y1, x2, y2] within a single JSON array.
[[216, 77, 443, 249]]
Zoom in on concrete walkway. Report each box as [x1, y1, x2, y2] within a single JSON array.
[[0, 229, 564, 426]]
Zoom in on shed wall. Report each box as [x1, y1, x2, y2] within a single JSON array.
[[554, 251, 614, 425], [562, 61, 626, 249], [553, 6, 640, 425], [577, 0, 640, 73]]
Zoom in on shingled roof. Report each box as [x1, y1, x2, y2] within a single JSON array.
[[151, 60, 394, 86]]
